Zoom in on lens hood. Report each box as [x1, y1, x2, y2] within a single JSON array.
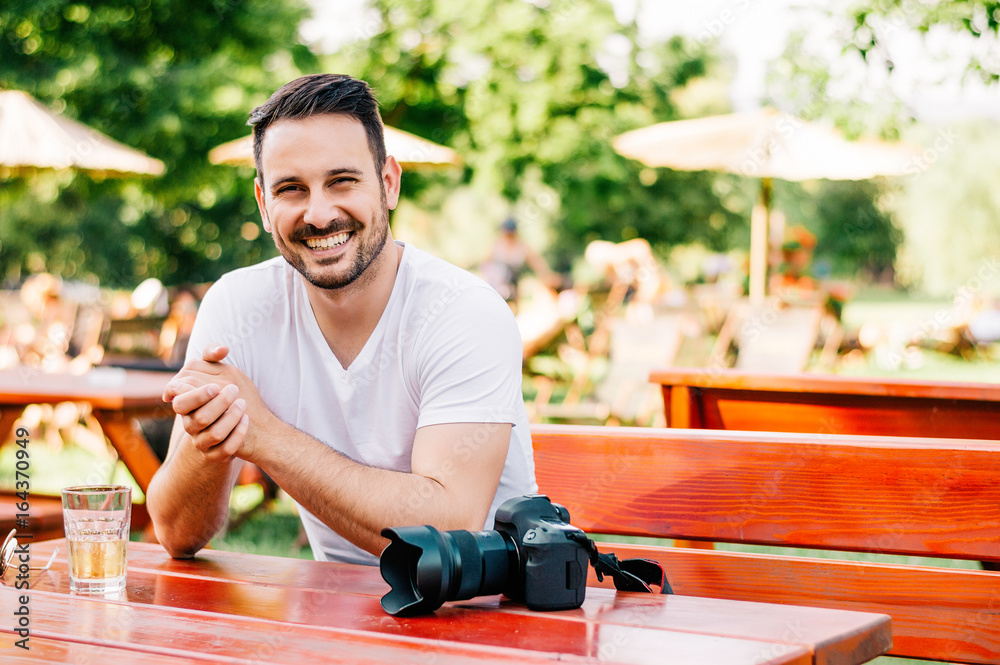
[[380, 525, 454, 616]]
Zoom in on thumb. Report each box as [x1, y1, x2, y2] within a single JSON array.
[[202, 344, 230, 363]]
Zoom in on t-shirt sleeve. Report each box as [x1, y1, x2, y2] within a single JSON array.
[[184, 276, 246, 371], [413, 284, 524, 428]]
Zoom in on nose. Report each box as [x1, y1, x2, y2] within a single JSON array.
[[302, 189, 339, 228]]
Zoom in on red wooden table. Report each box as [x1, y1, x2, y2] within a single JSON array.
[[651, 368, 1000, 439], [0, 367, 174, 493], [0, 540, 891, 664]]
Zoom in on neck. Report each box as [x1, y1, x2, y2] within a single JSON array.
[[304, 234, 403, 367]]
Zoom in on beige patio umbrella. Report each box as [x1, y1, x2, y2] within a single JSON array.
[[0, 89, 164, 178], [208, 125, 463, 171], [613, 107, 919, 304]]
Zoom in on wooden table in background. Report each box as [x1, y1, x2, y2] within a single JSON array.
[[651, 368, 1000, 438], [0, 368, 173, 539], [1, 540, 892, 665], [0, 368, 173, 492]]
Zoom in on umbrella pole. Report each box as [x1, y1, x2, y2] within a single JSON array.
[[748, 177, 772, 306]]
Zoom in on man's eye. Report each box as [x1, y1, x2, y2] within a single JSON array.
[[276, 185, 303, 195]]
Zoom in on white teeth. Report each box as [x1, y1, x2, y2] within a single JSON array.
[[305, 232, 350, 249]]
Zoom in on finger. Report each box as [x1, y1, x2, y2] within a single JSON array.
[[190, 398, 247, 456], [170, 383, 222, 416], [179, 385, 239, 433], [202, 344, 230, 363], [162, 380, 199, 403], [201, 412, 250, 464]]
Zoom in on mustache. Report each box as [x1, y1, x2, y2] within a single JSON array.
[[290, 220, 360, 241]]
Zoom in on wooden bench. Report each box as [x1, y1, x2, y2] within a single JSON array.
[[531, 422, 1000, 664], [650, 368, 1000, 439]]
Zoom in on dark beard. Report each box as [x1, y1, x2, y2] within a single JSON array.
[[289, 202, 391, 291]]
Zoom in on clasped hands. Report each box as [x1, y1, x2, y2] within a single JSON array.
[[163, 345, 266, 463]]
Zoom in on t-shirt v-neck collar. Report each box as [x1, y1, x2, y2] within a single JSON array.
[[298, 242, 408, 376]]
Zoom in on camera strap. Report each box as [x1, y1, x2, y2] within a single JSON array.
[[569, 533, 673, 595]]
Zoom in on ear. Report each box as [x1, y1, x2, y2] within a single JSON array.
[[381, 155, 402, 211], [254, 178, 272, 233]]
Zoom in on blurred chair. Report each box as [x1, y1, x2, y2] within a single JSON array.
[[98, 315, 177, 371], [711, 298, 841, 373], [530, 314, 685, 426]]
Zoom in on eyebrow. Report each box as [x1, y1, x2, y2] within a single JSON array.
[[268, 168, 366, 192]]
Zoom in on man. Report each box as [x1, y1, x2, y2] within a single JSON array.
[[147, 74, 536, 565]]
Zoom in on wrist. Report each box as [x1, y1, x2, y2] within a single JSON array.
[[241, 409, 281, 465]]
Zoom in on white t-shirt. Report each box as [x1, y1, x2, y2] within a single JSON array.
[[186, 242, 537, 564]]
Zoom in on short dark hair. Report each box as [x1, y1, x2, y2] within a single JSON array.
[[248, 73, 387, 181]]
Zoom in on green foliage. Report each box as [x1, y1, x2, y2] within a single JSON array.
[[0, 0, 317, 286], [326, 0, 741, 271], [891, 120, 1000, 297], [847, 0, 1000, 83], [777, 179, 901, 282], [1, 0, 903, 289], [766, 31, 911, 141]]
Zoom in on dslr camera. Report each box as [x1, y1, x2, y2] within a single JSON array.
[[379, 494, 589, 616]]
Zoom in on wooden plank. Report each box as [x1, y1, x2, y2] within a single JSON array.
[[0, 585, 815, 665], [649, 368, 1000, 402], [697, 391, 1000, 439], [64, 547, 881, 664], [25, 541, 895, 664], [0, 491, 63, 541], [650, 370, 1000, 439], [0, 406, 22, 445], [588, 543, 998, 665], [667, 385, 700, 428], [92, 411, 164, 493], [0, 636, 216, 664], [531, 424, 1000, 561], [0, 369, 173, 410]]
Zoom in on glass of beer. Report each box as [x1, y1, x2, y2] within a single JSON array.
[[61, 485, 131, 594]]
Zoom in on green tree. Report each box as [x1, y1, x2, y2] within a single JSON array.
[[892, 120, 1000, 297], [0, 0, 317, 287], [847, 0, 1000, 83], [776, 179, 901, 282], [325, 0, 738, 271]]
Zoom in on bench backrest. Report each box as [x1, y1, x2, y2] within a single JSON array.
[[651, 368, 1000, 439], [531, 422, 1000, 664]]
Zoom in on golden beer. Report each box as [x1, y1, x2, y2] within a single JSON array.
[[67, 536, 127, 581], [61, 485, 131, 594]]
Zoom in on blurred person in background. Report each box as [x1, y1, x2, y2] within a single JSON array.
[[480, 216, 561, 312]]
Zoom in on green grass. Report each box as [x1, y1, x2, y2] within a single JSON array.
[[212, 485, 313, 559]]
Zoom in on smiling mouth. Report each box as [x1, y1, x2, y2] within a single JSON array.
[[304, 232, 351, 250]]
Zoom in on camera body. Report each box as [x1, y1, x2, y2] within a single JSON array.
[[493, 494, 589, 611], [379, 494, 590, 615]]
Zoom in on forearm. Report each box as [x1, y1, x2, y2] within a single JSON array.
[[248, 421, 494, 557], [146, 418, 238, 558]]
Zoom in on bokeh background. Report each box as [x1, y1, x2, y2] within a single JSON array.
[[2, 0, 998, 299]]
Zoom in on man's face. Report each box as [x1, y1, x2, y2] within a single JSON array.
[[254, 113, 401, 290]]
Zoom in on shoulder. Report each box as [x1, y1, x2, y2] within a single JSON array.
[[398, 244, 512, 325], [202, 257, 294, 308], [397, 245, 521, 360], [400, 244, 503, 301]]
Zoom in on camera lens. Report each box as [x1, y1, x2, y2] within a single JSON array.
[[379, 525, 518, 616]]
